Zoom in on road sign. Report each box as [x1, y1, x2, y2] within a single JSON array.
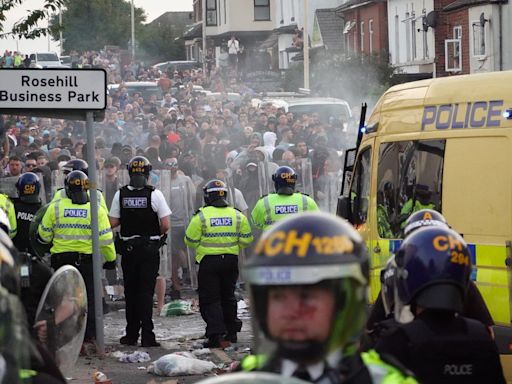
[[0, 68, 106, 110]]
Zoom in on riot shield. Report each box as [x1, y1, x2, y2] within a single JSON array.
[[296, 158, 314, 197], [29, 203, 52, 259], [0, 176, 20, 198], [35, 265, 87, 379], [167, 171, 198, 290], [0, 285, 32, 384], [317, 171, 342, 213], [50, 170, 66, 198], [196, 372, 309, 384], [257, 161, 272, 196]]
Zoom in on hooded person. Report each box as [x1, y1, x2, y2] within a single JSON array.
[[262, 131, 277, 158]]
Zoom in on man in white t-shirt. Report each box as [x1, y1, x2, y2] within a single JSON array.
[[227, 35, 239, 69]]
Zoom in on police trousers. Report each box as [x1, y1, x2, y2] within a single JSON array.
[[121, 243, 160, 342], [197, 254, 241, 337], [51, 252, 95, 342]]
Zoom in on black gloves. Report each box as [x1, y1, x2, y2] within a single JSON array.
[[103, 261, 116, 270]]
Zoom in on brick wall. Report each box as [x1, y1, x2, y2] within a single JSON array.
[[434, 1, 470, 76], [344, 2, 389, 55]]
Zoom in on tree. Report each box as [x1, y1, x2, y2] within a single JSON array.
[[137, 16, 187, 63], [50, 0, 145, 52], [0, 0, 65, 39]]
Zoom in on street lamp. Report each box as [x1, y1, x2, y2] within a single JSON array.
[[303, 0, 310, 89], [131, 0, 135, 60]]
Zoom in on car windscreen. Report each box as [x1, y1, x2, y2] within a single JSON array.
[[288, 103, 351, 123], [37, 53, 59, 61], [126, 86, 163, 101]]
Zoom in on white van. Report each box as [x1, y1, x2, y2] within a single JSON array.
[[29, 52, 61, 68]]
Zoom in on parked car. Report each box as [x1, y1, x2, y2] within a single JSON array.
[[60, 55, 72, 67], [153, 60, 201, 74], [108, 81, 163, 102], [29, 52, 61, 68]]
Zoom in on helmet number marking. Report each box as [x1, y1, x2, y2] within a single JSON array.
[[450, 251, 470, 266]]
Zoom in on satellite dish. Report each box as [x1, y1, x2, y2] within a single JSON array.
[[426, 11, 438, 28], [480, 12, 488, 27]]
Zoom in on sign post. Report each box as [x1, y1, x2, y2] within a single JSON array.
[[0, 68, 107, 353]]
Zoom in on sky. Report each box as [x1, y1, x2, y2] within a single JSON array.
[[0, 0, 193, 54]]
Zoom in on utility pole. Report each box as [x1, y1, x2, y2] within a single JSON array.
[[202, 0, 207, 74], [303, 0, 310, 89], [131, 0, 135, 60], [59, 11, 63, 56]]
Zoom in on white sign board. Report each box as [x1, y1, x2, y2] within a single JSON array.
[[0, 69, 106, 110]]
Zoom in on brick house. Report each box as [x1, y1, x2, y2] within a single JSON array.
[[335, 0, 389, 56], [435, 0, 506, 76]]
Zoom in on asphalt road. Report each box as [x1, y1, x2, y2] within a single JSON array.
[[72, 292, 252, 384]]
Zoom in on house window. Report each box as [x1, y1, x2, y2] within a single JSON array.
[[206, 0, 217, 26], [453, 26, 462, 60], [369, 19, 374, 53], [254, 0, 271, 21], [472, 22, 485, 56], [394, 14, 400, 63], [405, 12, 411, 61], [360, 22, 365, 52], [411, 12, 417, 60], [353, 21, 357, 54]]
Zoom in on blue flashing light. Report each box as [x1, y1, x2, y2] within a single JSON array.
[[360, 126, 367, 134], [503, 109, 512, 119]]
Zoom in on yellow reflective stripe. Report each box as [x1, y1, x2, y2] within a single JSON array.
[[235, 210, 241, 235], [263, 196, 272, 225], [473, 243, 510, 325], [201, 241, 239, 248], [301, 194, 307, 211], [54, 200, 61, 225], [198, 210, 207, 232], [54, 234, 90, 240], [100, 238, 114, 246]]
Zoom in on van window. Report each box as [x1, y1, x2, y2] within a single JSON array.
[[350, 146, 372, 226], [377, 139, 446, 237], [36, 53, 59, 61]]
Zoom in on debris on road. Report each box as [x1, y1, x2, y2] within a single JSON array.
[[112, 350, 151, 363], [160, 300, 196, 316], [147, 352, 217, 376]]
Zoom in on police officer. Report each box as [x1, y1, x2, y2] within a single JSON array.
[[0, 192, 17, 238], [51, 159, 107, 210], [12, 172, 52, 327], [38, 170, 116, 343], [241, 212, 417, 383], [185, 180, 253, 348], [251, 166, 318, 230], [108, 156, 171, 347], [375, 226, 505, 383], [366, 209, 494, 340]]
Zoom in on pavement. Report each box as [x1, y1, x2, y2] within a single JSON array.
[[72, 289, 253, 384]]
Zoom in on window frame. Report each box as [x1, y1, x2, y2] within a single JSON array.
[[254, 0, 271, 21], [369, 19, 374, 53], [360, 21, 365, 52], [471, 21, 486, 57], [206, 0, 218, 26], [350, 146, 372, 227]]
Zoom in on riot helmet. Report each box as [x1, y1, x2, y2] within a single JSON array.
[[403, 209, 448, 237], [380, 255, 397, 317], [272, 166, 297, 195], [65, 170, 89, 205], [203, 179, 229, 207], [62, 159, 88, 176], [127, 156, 152, 188], [245, 212, 369, 364], [395, 226, 472, 315], [16, 172, 41, 204]]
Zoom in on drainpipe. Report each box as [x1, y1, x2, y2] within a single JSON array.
[[499, 2, 503, 70]]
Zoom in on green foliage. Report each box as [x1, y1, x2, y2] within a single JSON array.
[[50, 0, 146, 52], [0, 0, 65, 39], [136, 16, 187, 63]]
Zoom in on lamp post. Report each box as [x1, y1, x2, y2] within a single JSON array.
[[131, 0, 135, 60], [303, 0, 310, 89], [202, 0, 207, 74]]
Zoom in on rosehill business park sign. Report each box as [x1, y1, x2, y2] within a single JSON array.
[[0, 68, 106, 119]]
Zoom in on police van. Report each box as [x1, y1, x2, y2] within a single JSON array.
[[337, 71, 512, 360]]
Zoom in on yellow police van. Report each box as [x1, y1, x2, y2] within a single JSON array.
[[337, 71, 512, 360]]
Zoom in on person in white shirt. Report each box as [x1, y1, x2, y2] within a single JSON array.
[[227, 35, 240, 70]]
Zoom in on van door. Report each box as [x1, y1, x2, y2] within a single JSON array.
[[371, 138, 446, 301], [443, 136, 511, 328], [345, 141, 374, 291]]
